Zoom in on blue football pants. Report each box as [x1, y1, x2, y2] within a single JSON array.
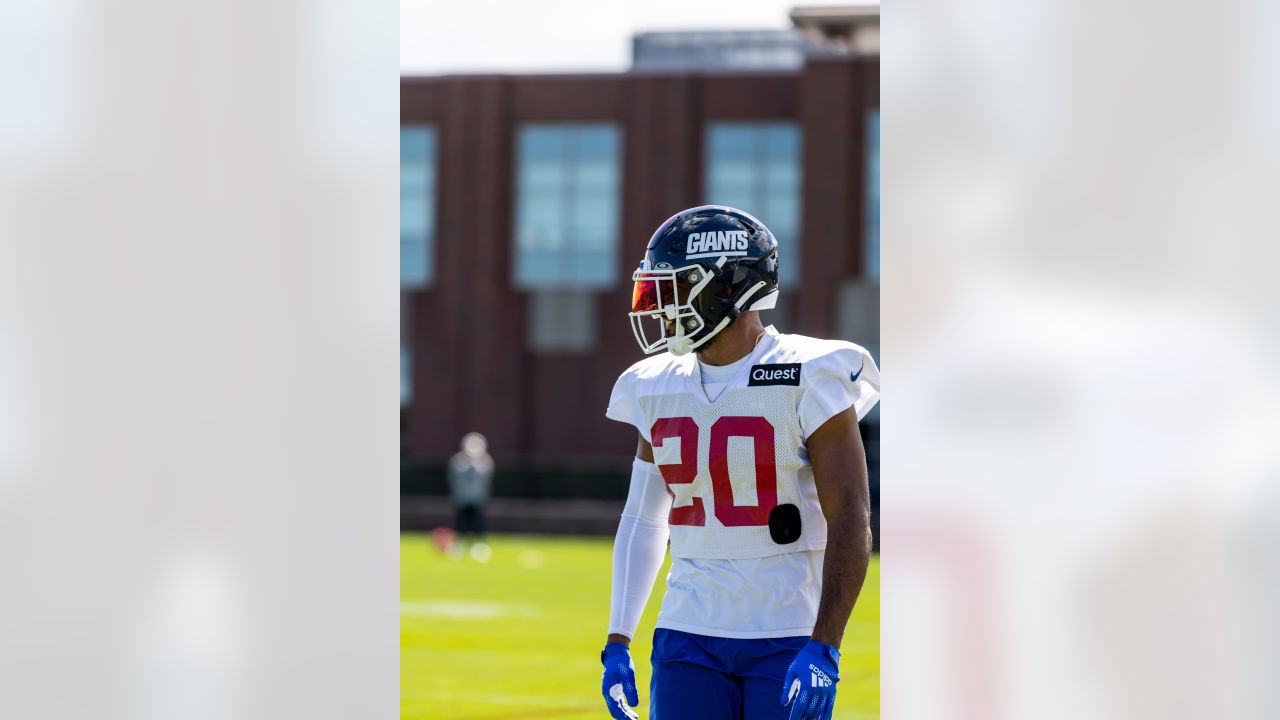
[[649, 628, 809, 720]]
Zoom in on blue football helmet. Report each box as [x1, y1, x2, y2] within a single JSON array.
[[629, 205, 780, 355]]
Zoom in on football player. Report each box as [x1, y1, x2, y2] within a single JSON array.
[[600, 206, 880, 720]]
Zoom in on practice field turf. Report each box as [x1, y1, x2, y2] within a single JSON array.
[[402, 534, 879, 719]]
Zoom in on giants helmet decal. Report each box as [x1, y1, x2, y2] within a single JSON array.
[[629, 205, 780, 356]]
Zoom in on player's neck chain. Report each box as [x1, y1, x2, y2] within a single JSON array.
[[754, 330, 766, 347]]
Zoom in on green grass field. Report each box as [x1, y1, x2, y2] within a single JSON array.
[[402, 534, 879, 720]]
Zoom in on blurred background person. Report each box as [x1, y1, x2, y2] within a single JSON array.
[[447, 432, 493, 561]]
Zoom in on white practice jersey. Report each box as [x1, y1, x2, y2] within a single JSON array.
[[606, 326, 880, 637]]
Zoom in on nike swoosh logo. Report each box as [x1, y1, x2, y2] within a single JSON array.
[[610, 684, 637, 720], [850, 366, 863, 383]]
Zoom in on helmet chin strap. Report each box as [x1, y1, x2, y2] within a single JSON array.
[[668, 337, 694, 356], [669, 316, 730, 356]]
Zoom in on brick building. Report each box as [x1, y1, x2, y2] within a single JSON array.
[[401, 21, 879, 493]]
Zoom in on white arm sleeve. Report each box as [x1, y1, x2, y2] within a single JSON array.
[[607, 458, 672, 639]]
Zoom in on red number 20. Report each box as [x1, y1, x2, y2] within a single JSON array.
[[650, 416, 777, 527]]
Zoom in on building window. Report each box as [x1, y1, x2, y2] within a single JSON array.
[[704, 122, 802, 286], [513, 124, 622, 290], [401, 126, 437, 288], [526, 290, 598, 353], [865, 110, 880, 281]]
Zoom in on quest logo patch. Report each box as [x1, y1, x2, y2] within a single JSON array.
[[748, 363, 801, 387]]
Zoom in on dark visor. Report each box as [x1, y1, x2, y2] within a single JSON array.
[[632, 279, 658, 313], [632, 275, 692, 313]]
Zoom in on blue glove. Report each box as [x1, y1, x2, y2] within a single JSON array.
[[781, 639, 840, 720], [601, 642, 640, 720]]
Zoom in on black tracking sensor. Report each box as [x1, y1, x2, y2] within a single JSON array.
[[768, 503, 802, 544]]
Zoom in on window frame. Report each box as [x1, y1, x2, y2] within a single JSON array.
[[511, 122, 624, 291], [401, 124, 437, 289]]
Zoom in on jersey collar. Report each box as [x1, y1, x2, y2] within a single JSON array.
[[686, 325, 781, 405]]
